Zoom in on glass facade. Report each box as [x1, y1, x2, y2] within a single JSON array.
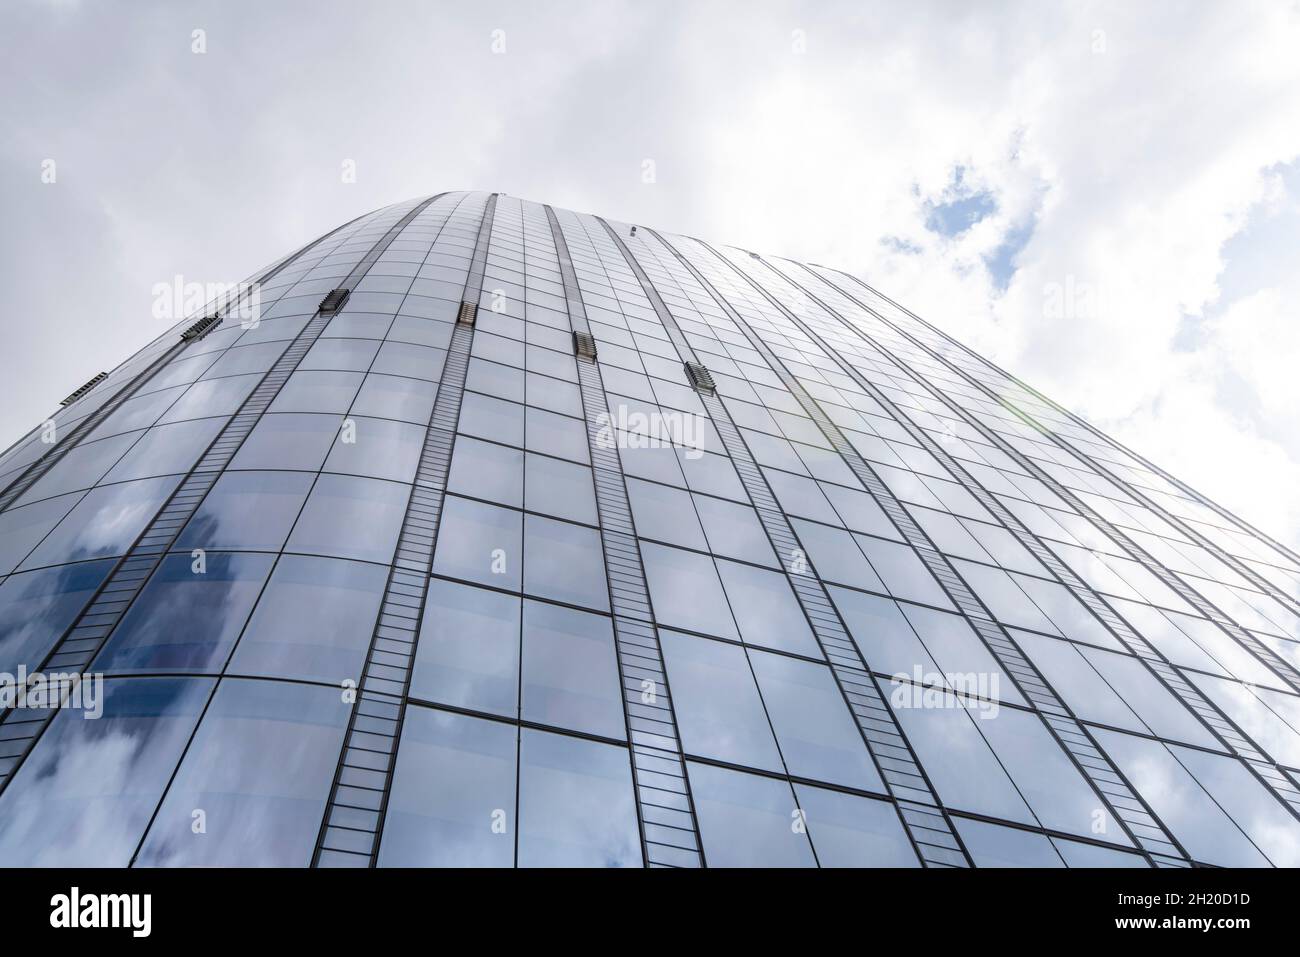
[[1, 190, 1298, 868]]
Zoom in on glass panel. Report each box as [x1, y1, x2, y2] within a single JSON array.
[[135, 679, 349, 866], [96, 552, 274, 675], [285, 474, 409, 564], [793, 783, 919, 867], [458, 392, 524, 447], [267, 370, 364, 415], [0, 677, 214, 866], [377, 706, 516, 867], [954, 817, 1065, 868], [749, 650, 882, 791], [350, 374, 437, 424], [977, 705, 1126, 842], [412, 579, 520, 717], [228, 413, 340, 472], [522, 515, 608, 611], [521, 600, 623, 738], [1053, 838, 1150, 868], [0, 494, 81, 577], [524, 407, 588, 464], [322, 417, 424, 483], [176, 470, 313, 553], [659, 630, 782, 772], [715, 559, 820, 657], [16, 432, 140, 504], [687, 761, 815, 867], [641, 543, 738, 640], [789, 519, 886, 593], [448, 437, 523, 508], [892, 691, 1035, 825], [855, 535, 953, 608], [694, 494, 777, 566], [21, 476, 180, 572], [431, 496, 522, 591], [0, 559, 115, 675], [626, 478, 707, 550], [103, 418, 226, 484], [228, 555, 387, 684], [517, 728, 641, 867], [524, 454, 596, 525]]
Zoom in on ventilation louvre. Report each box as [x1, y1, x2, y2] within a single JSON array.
[[457, 301, 478, 325], [572, 330, 598, 360], [180, 314, 222, 341], [59, 371, 108, 407], [319, 287, 351, 313], [684, 361, 716, 394]]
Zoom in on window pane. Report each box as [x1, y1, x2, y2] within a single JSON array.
[[96, 552, 274, 674], [641, 543, 737, 640], [350, 374, 437, 424], [0, 494, 80, 576], [694, 494, 777, 566], [447, 437, 523, 508], [892, 692, 1034, 825], [954, 817, 1065, 868], [0, 559, 114, 675], [431, 496, 522, 591], [267, 370, 364, 415], [285, 474, 409, 564], [855, 535, 953, 608], [228, 555, 387, 684], [518, 729, 641, 867], [977, 705, 1126, 842], [524, 454, 596, 524], [413, 578, 520, 717], [103, 418, 226, 484], [525, 407, 588, 464], [176, 470, 313, 553], [523, 515, 608, 611], [749, 650, 881, 792], [627, 478, 706, 550], [521, 600, 623, 738], [789, 518, 885, 593], [793, 783, 919, 867], [135, 679, 349, 866], [377, 707, 516, 867], [229, 413, 340, 472], [687, 762, 815, 867], [323, 417, 424, 483], [0, 677, 213, 865], [715, 560, 819, 657], [21, 476, 180, 571], [660, 630, 782, 772]]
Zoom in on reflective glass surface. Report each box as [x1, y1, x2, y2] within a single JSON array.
[[3, 191, 1297, 868]]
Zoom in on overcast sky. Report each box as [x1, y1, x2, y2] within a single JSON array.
[[2, 0, 1298, 549]]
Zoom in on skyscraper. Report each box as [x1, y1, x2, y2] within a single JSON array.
[[1, 190, 1298, 868]]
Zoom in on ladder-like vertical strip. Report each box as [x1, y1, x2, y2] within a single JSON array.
[[792, 261, 1300, 823], [603, 220, 972, 868], [0, 196, 443, 796], [546, 205, 704, 868], [686, 240, 1194, 865], [314, 192, 499, 867]]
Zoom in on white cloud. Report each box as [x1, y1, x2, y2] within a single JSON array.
[[1, 0, 1297, 551]]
